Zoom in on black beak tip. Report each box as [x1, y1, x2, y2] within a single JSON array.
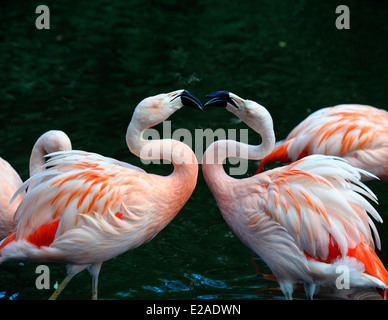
[[204, 90, 238, 109], [204, 98, 227, 108], [180, 90, 204, 111], [205, 90, 230, 99]]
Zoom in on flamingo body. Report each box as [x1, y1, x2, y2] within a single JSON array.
[[0, 159, 23, 239], [203, 92, 388, 299], [257, 104, 388, 180], [1, 150, 195, 265], [0, 90, 203, 299], [0, 130, 72, 239], [216, 156, 387, 293]]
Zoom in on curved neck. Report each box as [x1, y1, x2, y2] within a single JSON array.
[[29, 139, 48, 176], [126, 117, 198, 182], [202, 121, 275, 193]]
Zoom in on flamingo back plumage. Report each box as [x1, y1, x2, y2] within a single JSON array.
[[256, 140, 294, 173], [305, 235, 388, 290], [257, 105, 388, 178], [0, 150, 192, 265], [241, 155, 388, 295]]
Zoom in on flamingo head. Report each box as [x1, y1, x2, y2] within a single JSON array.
[[38, 130, 72, 154], [133, 89, 203, 127], [204, 90, 273, 132]]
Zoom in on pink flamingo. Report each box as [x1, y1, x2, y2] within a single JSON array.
[[0, 130, 72, 239], [256, 104, 388, 180], [202, 91, 388, 300], [0, 90, 203, 300]]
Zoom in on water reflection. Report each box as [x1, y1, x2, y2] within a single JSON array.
[[143, 273, 228, 294], [0, 291, 19, 300], [250, 253, 385, 300], [185, 273, 228, 289], [197, 294, 261, 300], [144, 279, 191, 293]]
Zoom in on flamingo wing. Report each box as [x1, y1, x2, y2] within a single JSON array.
[[287, 105, 388, 157], [10, 151, 150, 251], [257, 105, 388, 172], [251, 155, 381, 261], [104, 156, 146, 173]]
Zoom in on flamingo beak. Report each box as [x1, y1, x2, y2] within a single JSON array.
[[204, 91, 239, 109], [172, 90, 204, 111]]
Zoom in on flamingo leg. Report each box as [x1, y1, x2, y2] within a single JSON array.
[[89, 262, 102, 300], [49, 273, 73, 300], [304, 282, 316, 300], [91, 275, 98, 300], [279, 281, 294, 300]]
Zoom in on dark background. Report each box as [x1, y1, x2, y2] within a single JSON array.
[[0, 0, 387, 300]]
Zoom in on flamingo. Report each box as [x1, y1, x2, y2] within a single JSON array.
[[256, 104, 388, 180], [0, 90, 203, 300], [202, 91, 388, 300], [0, 130, 72, 239]]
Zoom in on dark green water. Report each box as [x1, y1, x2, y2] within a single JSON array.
[[0, 0, 387, 300]]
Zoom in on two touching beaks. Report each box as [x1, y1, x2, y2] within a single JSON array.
[[178, 90, 240, 111]]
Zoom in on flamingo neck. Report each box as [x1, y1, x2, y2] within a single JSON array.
[[202, 120, 275, 193], [29, 138, 49, 176], [126, 118, 198, 184]]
